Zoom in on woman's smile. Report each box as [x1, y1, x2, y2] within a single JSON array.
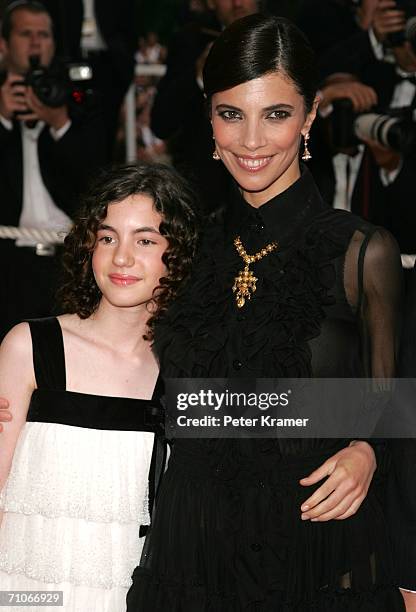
[[235, 155, 273, 171]]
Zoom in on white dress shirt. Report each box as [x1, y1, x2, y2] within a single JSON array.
[[332, 69, 416, 212], [0, 115, 73, 246]]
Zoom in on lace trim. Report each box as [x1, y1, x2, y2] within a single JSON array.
[[0, 423, 153, 523], [0, 513, 144, 588]]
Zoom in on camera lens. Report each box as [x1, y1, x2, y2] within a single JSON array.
[[354, 113, 416, 155]]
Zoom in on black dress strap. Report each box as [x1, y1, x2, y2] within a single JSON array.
[[151, 374, 165, 401], [27, 317, 66, 391], [356, 227, 377, 316]]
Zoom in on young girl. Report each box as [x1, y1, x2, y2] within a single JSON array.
[[0, 163, 198, 611]]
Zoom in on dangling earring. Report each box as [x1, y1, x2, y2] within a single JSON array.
[[301, 132, 312, 161], [212, 135, 220, 160]]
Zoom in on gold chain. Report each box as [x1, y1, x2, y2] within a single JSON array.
[[232, 236, 278, 308]]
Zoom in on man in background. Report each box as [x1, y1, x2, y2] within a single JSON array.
[[0, 0, 105, 338]]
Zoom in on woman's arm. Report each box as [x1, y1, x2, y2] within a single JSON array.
[[0, 323, 36, 522], [300, 229, 402, 522]]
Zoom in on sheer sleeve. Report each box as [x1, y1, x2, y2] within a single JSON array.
[[344, 229, 416, 589], [343, 228, 403, 448], [343, 227, 403, 378]]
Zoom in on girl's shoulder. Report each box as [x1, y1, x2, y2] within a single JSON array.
[[0, 322, 35, 392], [1, 322, 32, 353]]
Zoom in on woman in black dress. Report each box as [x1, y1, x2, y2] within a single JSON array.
[[129, 13, 406, 611], [148, 10, 404, 612], [127, 15, 404, 612]]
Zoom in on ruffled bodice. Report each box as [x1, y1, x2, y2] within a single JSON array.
[[154, 168, 374, 461], [155, 168, 369, 380]]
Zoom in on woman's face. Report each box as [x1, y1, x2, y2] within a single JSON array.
[[92, 195, 169, 312], [211, 71, 318, 207]]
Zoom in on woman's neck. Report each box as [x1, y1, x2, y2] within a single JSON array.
[[241, 160, 301, 208]]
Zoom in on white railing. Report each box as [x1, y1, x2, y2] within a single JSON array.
[[0, 226, 64, 244]]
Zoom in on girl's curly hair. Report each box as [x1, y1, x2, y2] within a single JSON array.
[[57, 162, 200, 339]]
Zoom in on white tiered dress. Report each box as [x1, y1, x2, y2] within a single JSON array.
[[0, 318, 164, 611]]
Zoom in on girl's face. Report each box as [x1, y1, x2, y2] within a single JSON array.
[[211, 71, 319, 207], [92, 194, 169, 312]]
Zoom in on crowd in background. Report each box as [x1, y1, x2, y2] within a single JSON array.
[[0, 3, 415, 610], [135, 0, 416, 268], [0, 0, 415, 331]]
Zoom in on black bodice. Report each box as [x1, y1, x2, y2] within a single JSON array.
[[26, 317, 164, 432], [154, 168, 392, 381]]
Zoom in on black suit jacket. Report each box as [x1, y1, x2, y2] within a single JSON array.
[[0, 103, 106, 338], [0, 110, 106, 225], [309, 30, 416, 253]]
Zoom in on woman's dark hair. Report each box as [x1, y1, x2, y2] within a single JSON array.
[[203, 13, 318, 113], [58, 162, 199, 339]]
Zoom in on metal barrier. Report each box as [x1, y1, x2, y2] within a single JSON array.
[[0, 226, 64, 244]]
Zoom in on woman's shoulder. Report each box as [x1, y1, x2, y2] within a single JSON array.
[[324, 210, 401, 266], [313, 206, 373, 235], [359, 226, 402, 276], [307, 205, 400, 258]]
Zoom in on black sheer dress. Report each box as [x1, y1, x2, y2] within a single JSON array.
[[127, 168, 404, 611]]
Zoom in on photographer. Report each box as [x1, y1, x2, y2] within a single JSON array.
[[307, 2, 416, 258], [0, 0, 106, 339]]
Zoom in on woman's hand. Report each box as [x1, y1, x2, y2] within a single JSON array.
[[299, 441, 376, 521], [0, 398, 12, 433]]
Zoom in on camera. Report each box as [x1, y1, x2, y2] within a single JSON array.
[[331, 98, 416, 155], [22, 55, 93, 108], [386, 0, 416, 52]]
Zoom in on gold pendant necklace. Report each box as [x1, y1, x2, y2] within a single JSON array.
[[232, 236, 278, 308]]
